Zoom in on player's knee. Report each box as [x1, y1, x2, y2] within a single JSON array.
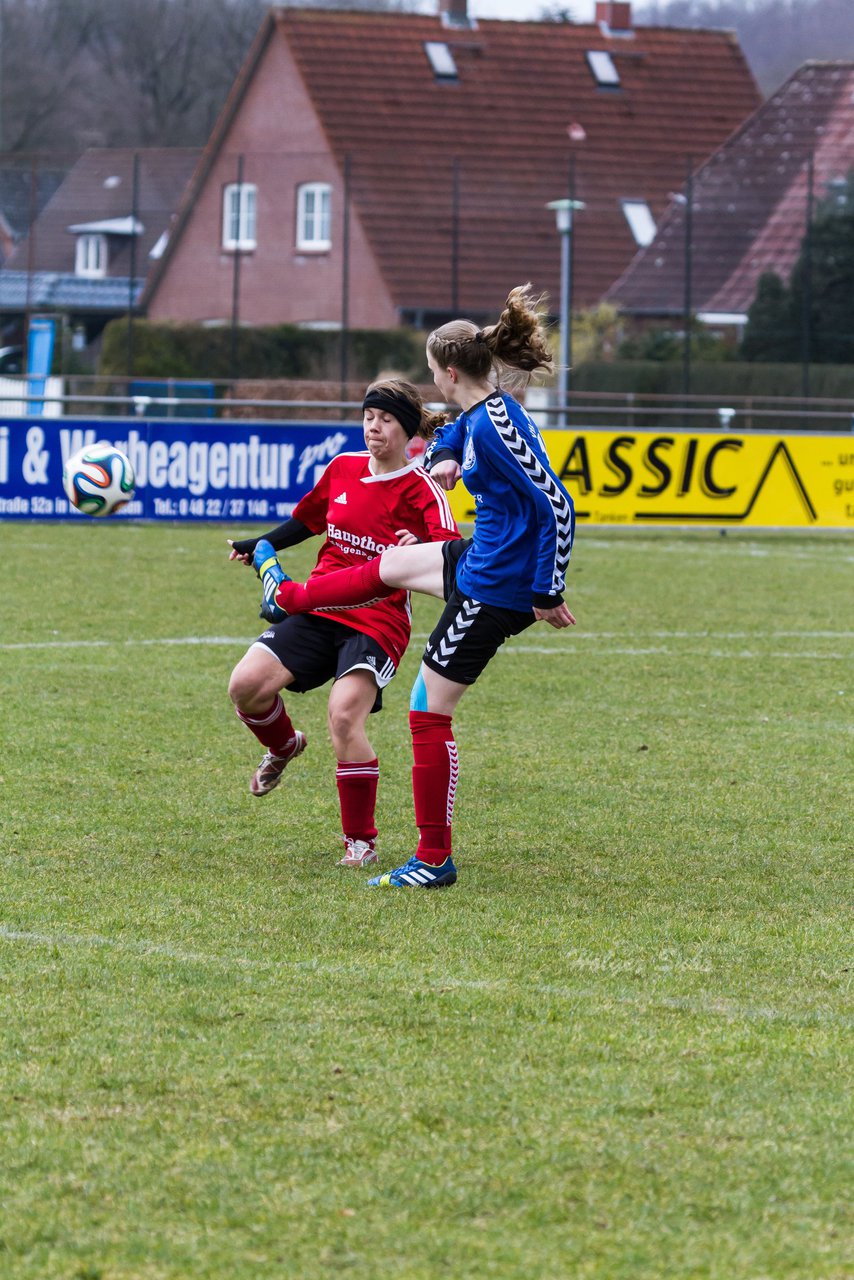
[[327, 698, 359, 742], [228, 662, 266, 712]]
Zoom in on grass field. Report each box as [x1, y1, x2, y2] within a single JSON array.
[[0, 520, 851, 1280]]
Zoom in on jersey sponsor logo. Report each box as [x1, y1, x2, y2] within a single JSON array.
[[334, 492, 348, 504], [326, 521, 392, 555], [463, 435, 476, 472]]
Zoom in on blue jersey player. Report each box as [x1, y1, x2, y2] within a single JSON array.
[[259, 285, 576, 889]]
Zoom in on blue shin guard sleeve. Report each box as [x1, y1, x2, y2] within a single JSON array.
[[409, 668, 428, 712]]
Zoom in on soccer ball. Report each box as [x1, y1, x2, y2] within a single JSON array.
[[62, 443, 135, 517]]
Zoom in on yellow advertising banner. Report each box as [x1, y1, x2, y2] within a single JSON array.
[[445, 428, 854, 529]]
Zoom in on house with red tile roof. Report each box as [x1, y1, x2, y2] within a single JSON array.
[[142, 0, 759, 330], [0, 148, 200, 345], [606, 61, 854, 329]]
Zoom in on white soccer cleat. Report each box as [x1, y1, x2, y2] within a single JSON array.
[[249, 731, 307, 797], [337, 836, 379, 868]]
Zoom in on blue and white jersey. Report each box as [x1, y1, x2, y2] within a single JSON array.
[[427, 392, 575, 612]]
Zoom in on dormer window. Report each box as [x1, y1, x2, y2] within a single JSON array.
[[296, 183, 331, 252], [75, 233, 107, 278], [425, 41, 458, 80], [587, 50, 621, 87], [222, 182, 257, 251]]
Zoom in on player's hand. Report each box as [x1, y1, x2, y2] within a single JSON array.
[[430, 459, 462, 491], [227, 537, 256, 565], [395, 528, 421, 546], [533, 602, 576, 629], [253, 539, 289, 623]]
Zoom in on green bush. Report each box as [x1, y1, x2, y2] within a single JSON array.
[[570, 360, 854, 430], [574, 360, 854, 400], [99, 320, 426, 382]]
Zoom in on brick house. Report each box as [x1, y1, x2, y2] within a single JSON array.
[[0, 148, 199, 346], [142, 0, 760, 331], [606, 62, 854, 330]]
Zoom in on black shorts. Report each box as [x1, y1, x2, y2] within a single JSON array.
[[254, 614, 397, 712], [422, 540, 534, 686]]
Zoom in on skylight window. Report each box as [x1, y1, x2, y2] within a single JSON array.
[[425, 41, 458, 80], [622, 199, 656, 246], [149, 231, 168, 259], [586, 50, 620, 87]]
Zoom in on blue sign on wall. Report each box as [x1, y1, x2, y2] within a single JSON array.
[[0, 417, 365, 521], [26, 317, 57, 416]]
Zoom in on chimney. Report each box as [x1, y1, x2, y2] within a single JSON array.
[[440, 0, 473, 29], [595, 2, 632, 32]]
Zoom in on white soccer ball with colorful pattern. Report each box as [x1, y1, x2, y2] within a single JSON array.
[[62, 443, 135, 517]]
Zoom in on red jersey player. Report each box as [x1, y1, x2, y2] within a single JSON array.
[[227, 378, 459, 869]]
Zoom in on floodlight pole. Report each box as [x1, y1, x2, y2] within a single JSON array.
[[547, 198, 585, 427]]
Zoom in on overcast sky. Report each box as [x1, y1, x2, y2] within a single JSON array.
[[470, 0, 597, 18]]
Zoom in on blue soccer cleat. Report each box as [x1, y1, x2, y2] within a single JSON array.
[[367, 855, 457, 889]]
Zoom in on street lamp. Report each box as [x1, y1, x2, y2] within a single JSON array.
[[547, 197, 585, 426]]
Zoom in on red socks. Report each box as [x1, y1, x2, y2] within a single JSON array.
[[238, 700, 458, 867], [336, 758, 379, 843], [276, 557, 393, 614], [410, 710, 458, 866], [235, 695, 298, 756]]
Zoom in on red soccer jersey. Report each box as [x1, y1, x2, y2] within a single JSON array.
[[292, 452, 460, 664]]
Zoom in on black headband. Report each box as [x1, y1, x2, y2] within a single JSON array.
[[362, 389, 422, 439]]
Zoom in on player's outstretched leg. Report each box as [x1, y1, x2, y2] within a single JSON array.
[[275, 557, 394, 615]]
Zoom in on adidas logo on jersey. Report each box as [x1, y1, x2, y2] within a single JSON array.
[[334, 492, 348, 504]]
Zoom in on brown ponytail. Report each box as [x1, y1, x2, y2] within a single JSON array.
[[427, 284, 553, 388]]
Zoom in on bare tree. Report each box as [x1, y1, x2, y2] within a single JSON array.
[[0, 0, 101, 150], [0, 0, 265, 151], [636, 0, 854, 95]]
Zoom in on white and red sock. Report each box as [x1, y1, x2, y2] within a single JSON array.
[[336, 757, 379, 844], [236, 695, 298, 756], [410, 710, 457, 866]]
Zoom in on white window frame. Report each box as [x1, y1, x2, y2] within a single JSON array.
[[222, 182, 257, 251], [621, 199, 657, 247], [587, 50, 620, 87], [425, 41, 458, 79], [296, 182, 331, 252], [75, 233, 107, 279]]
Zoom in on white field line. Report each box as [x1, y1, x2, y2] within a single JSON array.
[[579, 538, 854, 565], [2, 629, 854, 657], [0, 925, 848, 1029]]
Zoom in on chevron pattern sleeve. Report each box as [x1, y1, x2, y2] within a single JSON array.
[[425, 413, 466, 471], [481, 396, 575, 605]]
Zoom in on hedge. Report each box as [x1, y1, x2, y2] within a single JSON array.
[[573, 361, 854, 402], [99, 320, 427, 383]]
